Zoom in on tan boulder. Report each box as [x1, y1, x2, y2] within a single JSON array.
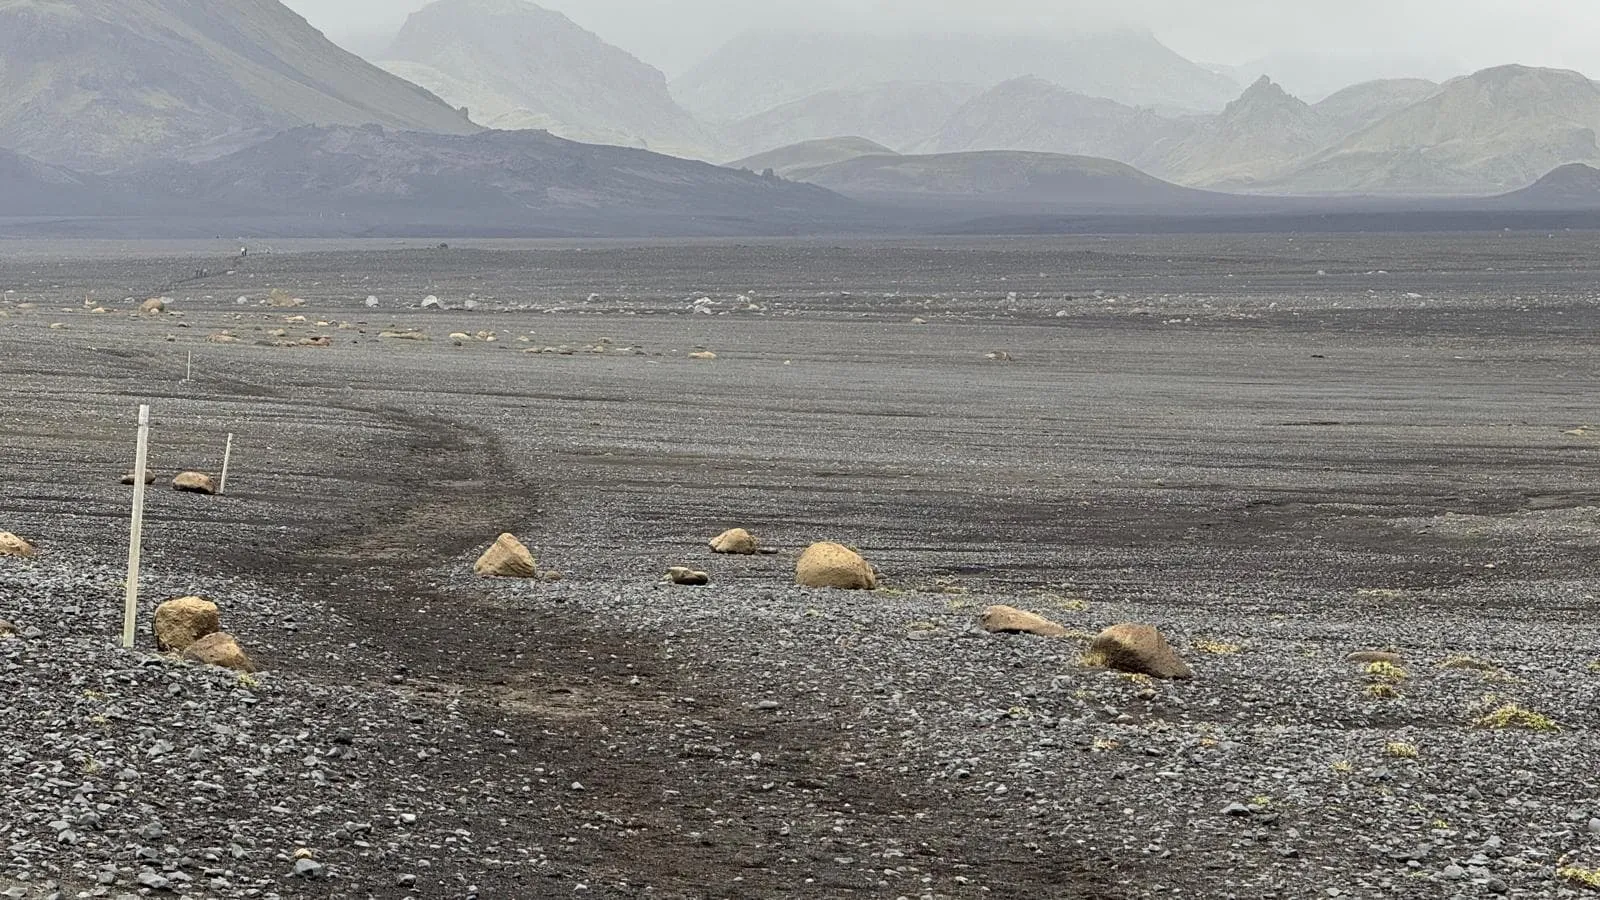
[[154, 597, 221, 652], [474, 533, 537, 578], [1347, 650, 1406, 666], [140, 297, 166, 315], [796, 542, 877, 590], [980, 605, 1068, 638], [173, 472, 217, 495], [122, 471, 157, 486], [688, 351, 718, 360], [0, 532, 36, 558], [1087, 624, 1193, 680], [0, 619, 16, 638], [663, 566, 711, 586], [709, 528, 759, 555], [182, 632, 255, 672]]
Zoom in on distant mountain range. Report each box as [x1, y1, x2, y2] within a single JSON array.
[[0, 0, 477, 171], [721, 82, 981, 158], [672, 29, 1243, 123], [377, 0, 717, 159]]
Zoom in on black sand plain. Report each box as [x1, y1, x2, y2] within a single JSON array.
[[2, 233, 1600, 899]]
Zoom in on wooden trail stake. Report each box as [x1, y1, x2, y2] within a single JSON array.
[[219, 433, 234, 496], [185, 351, 192, 383], [123, 405, 151, 649]]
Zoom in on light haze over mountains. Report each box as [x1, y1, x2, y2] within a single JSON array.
[[1, 0, 1599, 236]]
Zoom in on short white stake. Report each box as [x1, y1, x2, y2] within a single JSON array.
[[219, 433, 234, 496], [185, 351, 193, 383], [123, 405, 151, 649]]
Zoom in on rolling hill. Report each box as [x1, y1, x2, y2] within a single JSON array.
[[721, 82, 980, 158], [728, 138, 898, 178], [785, 150, 1231, 212], [378, 0, 716, 159], [0, 0, 477, 171], [1155, 77, 1330, 187]]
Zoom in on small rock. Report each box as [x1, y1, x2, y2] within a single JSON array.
[[1346, 650, 1406, 666], [140, 298, 166, 315], [181, 633, 256, 673], [154, 597, 221, 651], [172, 472, 217, 495], [290, 859, 326, 880], [980, 605, 1069, 638], [121, 470, 158, 486], [473, 533, 537, 578], [0, 619, 15, 638], [0, 531, 36, 558], [796, 542, 877, 591], [1087, 624, 1193, 680], [662, 566, 711, 586], [709, 528, 759, 555]]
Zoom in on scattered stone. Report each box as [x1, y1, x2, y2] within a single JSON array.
[[662, 567, 711, 586], [290, 858, 326, 879], [1087, 624, 1194, 680], [172, 472, 217, 495], [709, 528, 759, 555], [153, 597, 221, 652], [139, 297, 166, 315], [379, 330, 429, 341], [121, 470, 157, 486], [980, 605, 1069, 638], [0, 531, 37, 558], [1347, 650, 1406, 666], [796, 542, 877, 590], [182, 632, 256, 672], [688, 350, 718, 360], [206, 332, 242, 344], [474, 533, 537, 578], [986, 350, 1013, 362], [0, 619, 16, 638]]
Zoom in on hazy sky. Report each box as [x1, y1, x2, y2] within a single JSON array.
[[288, 0, 1600, 82]]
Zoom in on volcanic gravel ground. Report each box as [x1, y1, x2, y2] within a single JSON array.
[[1, 234, 1600, 899]]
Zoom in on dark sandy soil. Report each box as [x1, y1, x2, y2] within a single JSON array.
[[2, 233, 1600, 899]]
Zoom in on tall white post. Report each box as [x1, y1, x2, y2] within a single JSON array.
[[123, 405, 151, 649], [219, 433, 234, 496], [185, 351, 193, 383]]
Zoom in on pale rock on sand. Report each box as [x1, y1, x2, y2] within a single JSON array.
[[0, 532, 36, 558], [663, 567, 711, 586], [154, 597, 221, 652], [796, 542, 877, 590], [173, 472, 217, 495], [709, 528, 759, 555], [1087, 624, 1193, 680], [474, 533, 538, 578], [182, 632, 256, 672], [980, 605, 1069, 638]]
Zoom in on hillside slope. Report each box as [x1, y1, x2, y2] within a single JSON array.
[[379, 0, 716, 159], [0, 0, 477, 171]]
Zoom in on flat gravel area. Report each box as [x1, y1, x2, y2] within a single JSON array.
[[2, 233, 1600, 898]]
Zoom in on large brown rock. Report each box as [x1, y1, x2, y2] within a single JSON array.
[[1088, 624, 1193, 680], [154, 597, 221, 652], [474, 533, 537, 578], [182, 632, 255, 672], [0, 532, 36, 558], [140, 297, 167, 315], [172, 472, 217, 495], [796, 542, 877, 590], [709, 528, 759, 555], [980, 605, 1069, 638]]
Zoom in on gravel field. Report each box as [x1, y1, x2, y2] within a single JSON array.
[[2, 233, 1600, 899]]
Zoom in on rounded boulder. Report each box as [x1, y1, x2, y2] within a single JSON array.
[[796, 542, 877, 591], [182, 632, 255, 672], [154, 597, 221, 652], [709, 528, 759, 555]]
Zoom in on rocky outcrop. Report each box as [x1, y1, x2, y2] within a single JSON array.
[[980, 606, 1069, 638], [709, 528, 759, 555], [1087, 624, 1193, 680], [796, 542, 877, 590], [154, 597, 221, 652], [474, 533, 538, 578]]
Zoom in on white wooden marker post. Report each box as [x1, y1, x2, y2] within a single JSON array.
[[185, 352, 193, 383], [219, 433, 234, 496], [123, 405, 151, 649]]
